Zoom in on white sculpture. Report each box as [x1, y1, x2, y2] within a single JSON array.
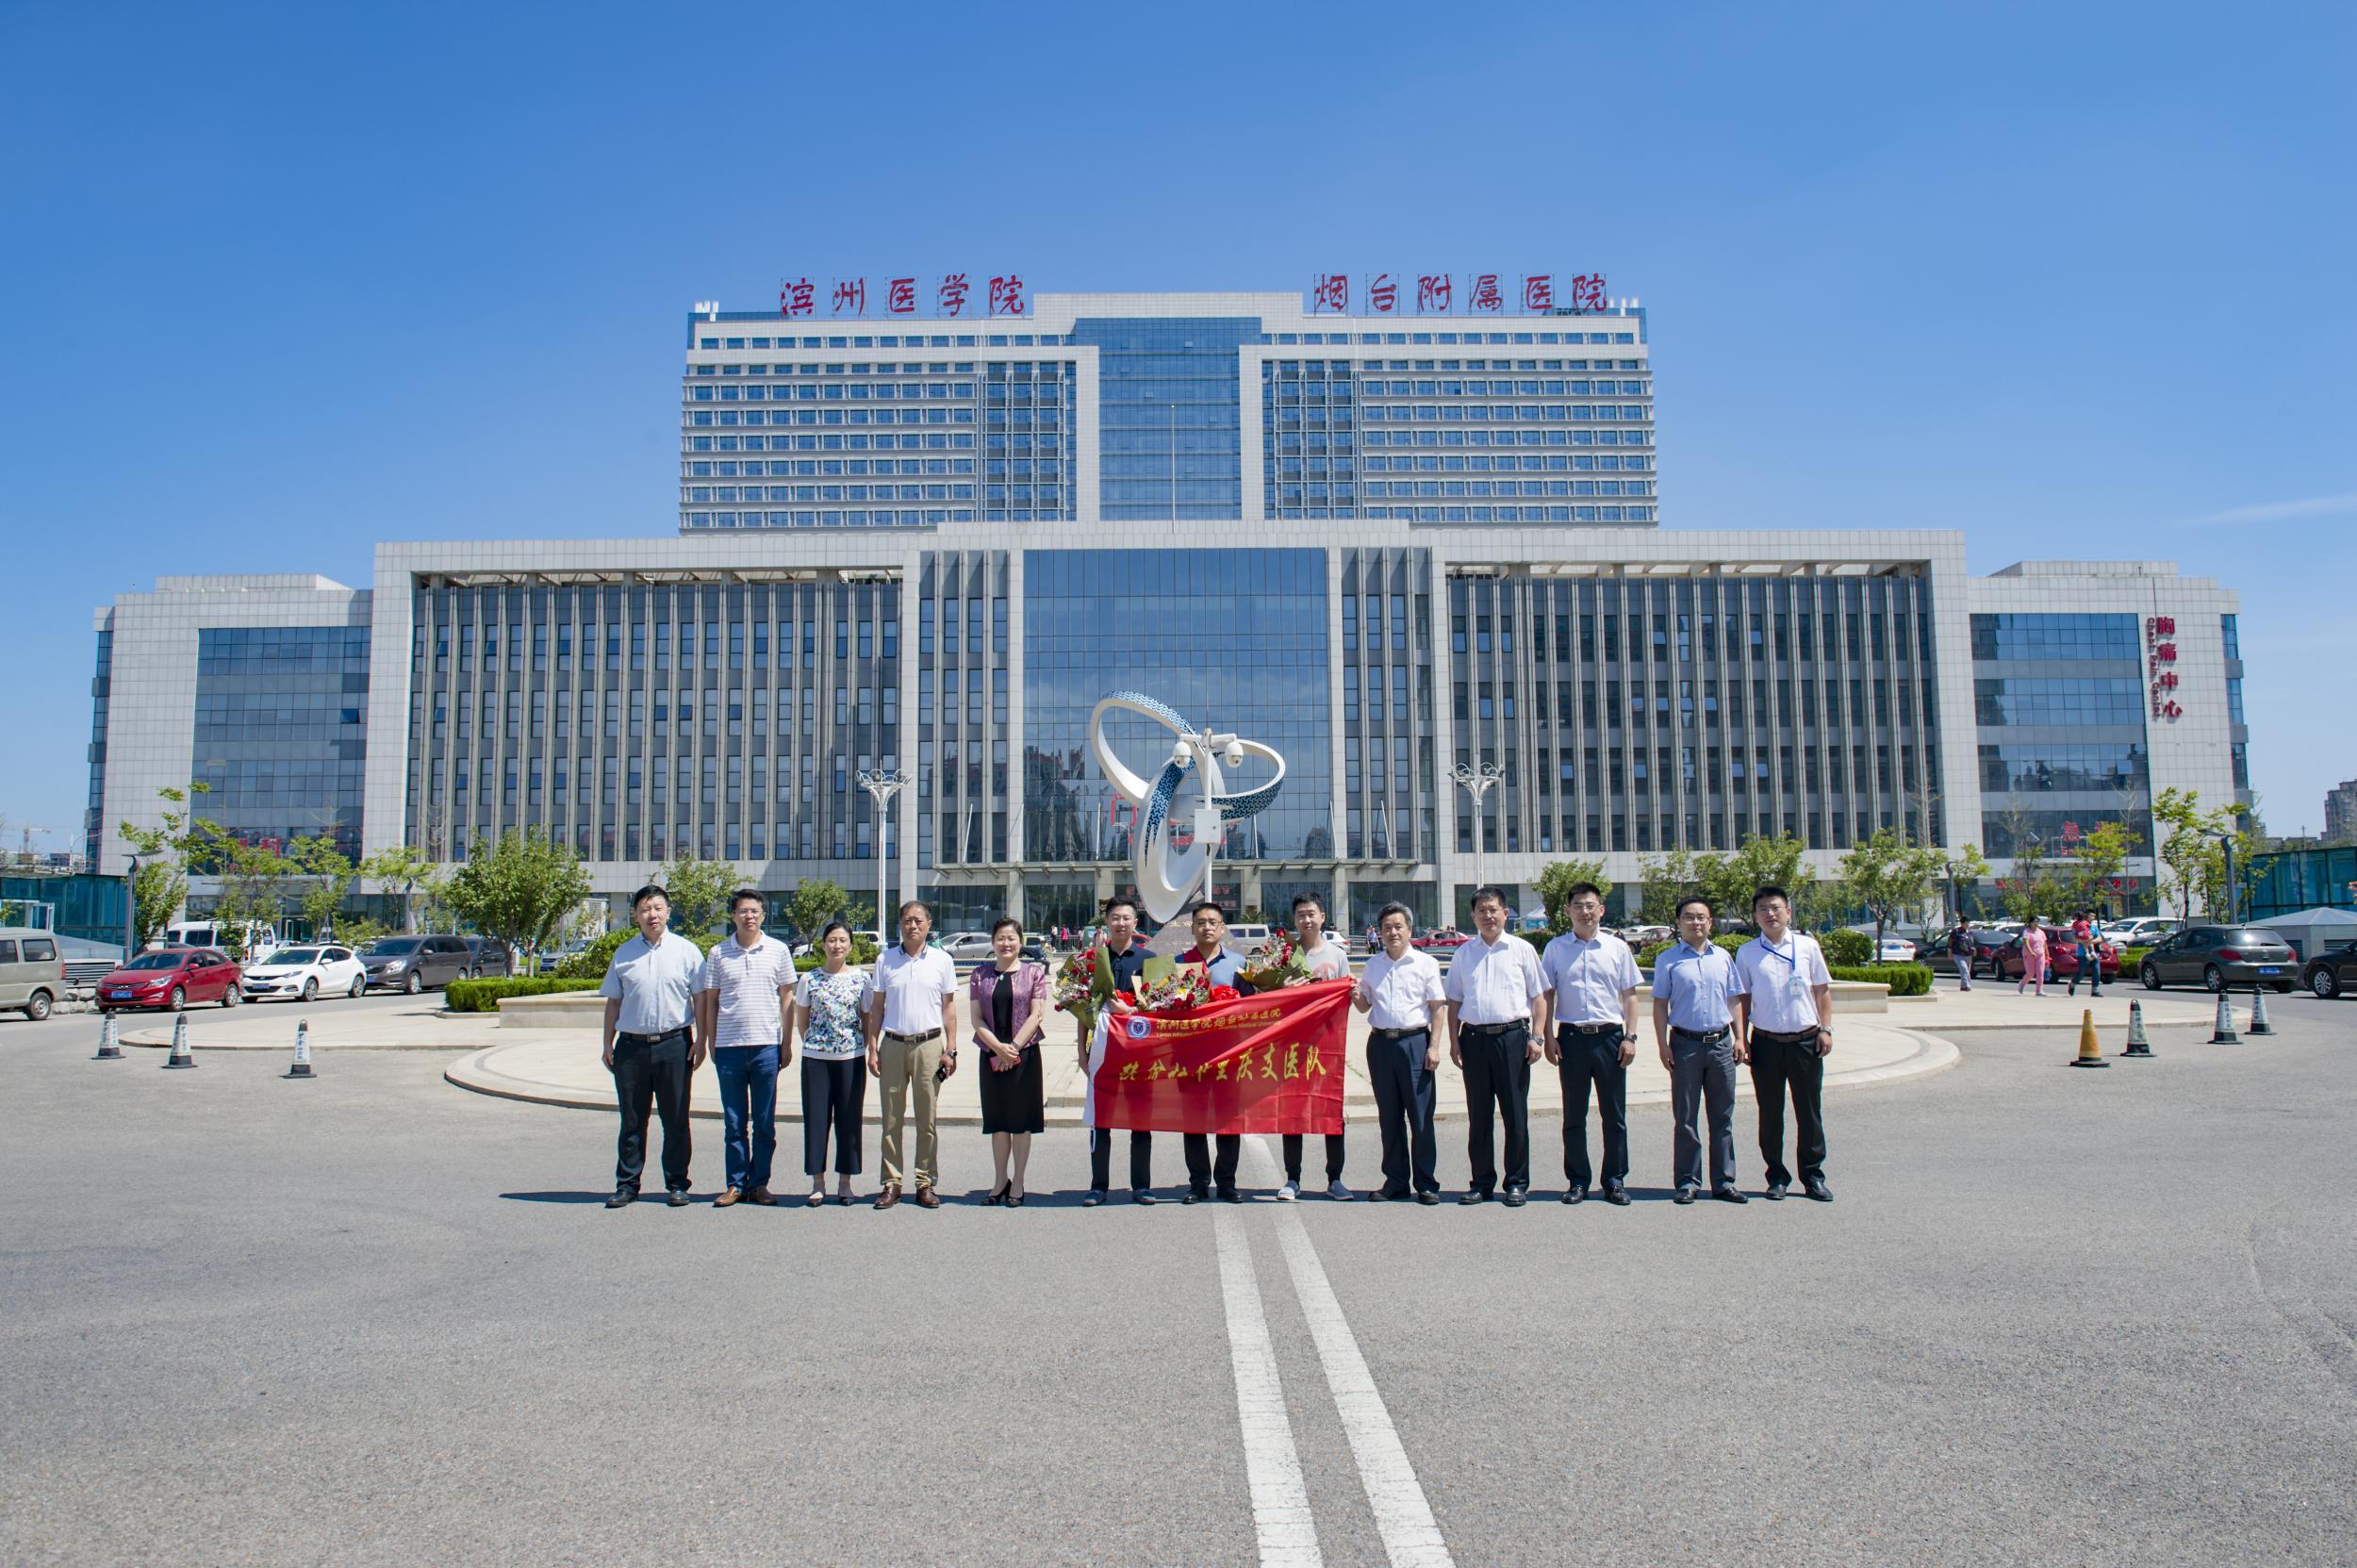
[[1087, 692, 1286, 924]]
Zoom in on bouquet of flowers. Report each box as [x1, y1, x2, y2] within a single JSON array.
[[1129, 961, 1211, 1016], [1051, 944, 1115, 1034], [1238, 928, 1310, 990]]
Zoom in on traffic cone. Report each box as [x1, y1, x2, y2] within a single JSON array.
[[285, 1018, 316, 1080], [162, 1013, 196, 1068], [93, 1013, 124, 1061], [2120, 999, 2154, 1058], [2069, 1009, 2109, 1067], [2208, 989, 2240, 1045], [2248, 987, 2274, 1037]]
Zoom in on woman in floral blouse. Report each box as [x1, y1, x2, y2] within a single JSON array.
[[793, 920, 869, 1205]]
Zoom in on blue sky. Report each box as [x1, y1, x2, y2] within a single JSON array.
[[3, 1, 2351, 854]]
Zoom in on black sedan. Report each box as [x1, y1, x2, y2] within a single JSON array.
[[2299, 939, 2357, 999], [2136, 925, 2299, 994]]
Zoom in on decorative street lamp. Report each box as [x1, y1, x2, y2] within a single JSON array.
[[1450, 760, 1505, 920], [857, 766, 906, 949]]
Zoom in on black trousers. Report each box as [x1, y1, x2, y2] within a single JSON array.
[[611, 1029, 692, 1193], [1459, 1022, 1532, 1196], [1281, 1132, 1345, 1184], [1748, 1028, 1827, 1185], [1184, 1132, 1241, 1195], [1368, 1028, 1439, 1196], [801, 1055, 866, 1176], [1090, 1127, 1154, 1191], [1556, 1024, 1629, 1190]]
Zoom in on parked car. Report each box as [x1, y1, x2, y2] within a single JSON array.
[[0, 927, 66, 1020], [161, 920, 280, 960], [1991, 933, 2121, 983], [463, 935, 515, 979], [938, 932, 996, 964], [2136, 926, 2299, 993], [359, 933, 474, 993], [97, 947, 243, 1012], [1878, 936, 1919, 963], [2298, 939, 2357, 999], [239, 945, 369, 1002], [2103, 916, 2181, 948], [1415, 927, 1470, 951]]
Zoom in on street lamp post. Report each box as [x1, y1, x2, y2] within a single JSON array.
[[858, 766, 906, 949], [1449, 760, 1505, 923], [123, 851, 140, 961]]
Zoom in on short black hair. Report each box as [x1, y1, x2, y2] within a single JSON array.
[[1674, 895, 1714, 921], [631, 884, 669, 910], [1751, 884, 1790, 911], [897, 899, 931, 922], [1560, 881, 1603, 905], [990, 916, 1022, 938], [1102, 894, 1140, 918], [1470, 885, 1508, 912], [1189, 900, 1228, 922], [729, 888, 766, 912], [1291, 892, 1325, 916], [1376, 901, 1414, 931], [816, 918, 855, 948]]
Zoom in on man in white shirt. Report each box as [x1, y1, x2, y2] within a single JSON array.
[[695, 889, 798, 1209], [863, 900, 961, 1210], [599, 885, 708, 1208], [1730, 883, 1836, 1203], [1442, 886, 1551, 1206], [1278, 893, 1354, 1202], [1540, 881, 1644, 1206], [1354, 901, 1447, 1203]]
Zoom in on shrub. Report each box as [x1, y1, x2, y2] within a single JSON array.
[[1636, 933, 1750, 968], [1818, 929, 1874, 966], [2116, 946, 2152, 970], [794, 934, 881, 972], [1828, 963, 1932, 997], [445, 977, 604, 1013], [554, 929, 634, 981]]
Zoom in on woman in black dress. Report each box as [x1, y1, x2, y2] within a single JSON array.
[[969, 916, 1048, 1204]]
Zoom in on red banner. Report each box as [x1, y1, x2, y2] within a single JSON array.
[[1091, 980, 1350, 1135]]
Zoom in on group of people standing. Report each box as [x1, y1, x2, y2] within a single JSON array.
[[593, 881, 1838, 1210]]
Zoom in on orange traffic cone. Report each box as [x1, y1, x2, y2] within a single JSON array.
[[2069, 1009, 2109, 1068]]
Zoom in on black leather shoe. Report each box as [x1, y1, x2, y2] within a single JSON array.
[[1502, 1189, 1528, 1208], [1713, 1187, 1749, 1205], [1182, 1189, 1206, 1205], [1416, 1190, 1442, 1205], [1217, 1188, 1244, 1204], [1458, 1190, 1489, 1205], [1134, 1190, 1158, 1206], [1561, 1186, 1587, 1205], [604, 1189, 637, 1209], [1673, 1187, 1697, 1205], [1081, 1189, 1105, 1208], [666, 1190, 691, 1207], [1604, 1186, 1631, 1206], [1765, 1182, 1788, 1201], [1805, 1178, 1834, 1202], [1367, 1188, 1393, 1202]]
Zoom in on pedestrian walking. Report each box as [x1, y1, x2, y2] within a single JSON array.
[[863, 900, 960, 1210], [2019, 916, 2051, 997], [1443, 886, 1550, 1207], [793, 919, 868, 1205], [696, 889, 797, 1208], [1946, 919, 1974, 991], [598, 884, 706, 1208], [1540, 881, 1642, 1206], [1731, 885, 1835, 1202], [1652, 896, 1746, 1205], [1353, 903, 1445, 1203], [972, 917, 1049, 1206], [1277, 892, 1353, 1202], [2067, 911, 2103, 998]]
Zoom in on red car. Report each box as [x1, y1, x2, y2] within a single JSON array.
[[96, 948, 244, 1013], [1992, 934, 2121, 983], [1414, 927, 1470, 951]]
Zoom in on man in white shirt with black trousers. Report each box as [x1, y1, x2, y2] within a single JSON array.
[[1354, 901, 1447, 1203], [1539, 881, 1644, 1206], [1442, 885, 1550, 1207], [1730, 883, 1836, 1202]]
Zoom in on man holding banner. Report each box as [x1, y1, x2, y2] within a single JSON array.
[[1178, 902, 1253, 1202], [1080, 896, 1156, 1207], [1277, 892, 1354, 1202]]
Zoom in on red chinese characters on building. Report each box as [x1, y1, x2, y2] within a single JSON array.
[[1470, 273, 1503, 313], [2145, 615, 2183, 720], [1570, 272, 1607, 312], [1312, 273, 1349, 313], [1522, 273, 1554, 311], [937, 273, 970, 317], [1417, 273, 1451, 313], [1368, 272, 1398, 314], [885, 277, 917, 315], [780, 277, 816, 318], [832, 278, 866, 316], [988, 273, 1026, 317]]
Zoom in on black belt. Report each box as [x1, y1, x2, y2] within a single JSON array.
[[1751, 1026, 1822, 1042], [1559, 1021, 1624, 1035], [1671, 1026, 1730, 1046], [883, 1028, 941, 1044], [616, 1026, 688, 1046], [1369, 1026, 1429, 1043], [1461, 1020, 1528, 1036]]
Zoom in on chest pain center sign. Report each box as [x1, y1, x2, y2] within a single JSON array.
[[1092, 980, 1351, 1135]]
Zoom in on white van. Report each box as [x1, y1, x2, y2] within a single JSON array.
[[162, 920, 280, 960]]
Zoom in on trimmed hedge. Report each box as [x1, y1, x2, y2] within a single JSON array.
[[1818, 928, 1874, 966], [1636, 933, 1751, 967], [1830, 962, 1932, 997], [2116, 946, 2153, 970], [445, 977, 604, 1013]]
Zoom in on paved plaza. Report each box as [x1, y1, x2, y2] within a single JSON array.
[[4, 990, 2353, 1565]]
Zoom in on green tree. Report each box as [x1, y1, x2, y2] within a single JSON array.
[[119, 783, 210, 945], [1699, 834, 1810, 922], [784, 877, 852, 943], [206, 835, 295, 960], [1838, 828, 1946, 957], [441, 829, 593, 966], [1532, 858, 1613, 926], [129, 859, 186, 951], [658, 853, 742, 939], [2152, 786, 2236, 920], [2060, 820, 2133, 918], [1938, 843, 1991, 922], [288, 835, 356, 938], [1635, 846, 1700, 927], [359, 842, 439, 933]]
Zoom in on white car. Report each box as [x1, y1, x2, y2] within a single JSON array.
[[2103, 917, 2180, 947], [239, 944, 369, 1002], [1878, 936, 1919, 963], [938, 932, 997, 963]]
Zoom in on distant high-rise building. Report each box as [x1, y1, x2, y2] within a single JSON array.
[[2326, 779, 2357, 842]]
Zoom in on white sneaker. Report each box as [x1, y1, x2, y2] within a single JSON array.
[[1326, 1180, 1355, 1201], [1277, 1180, 1301, 1202]]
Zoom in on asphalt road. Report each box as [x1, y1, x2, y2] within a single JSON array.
[[3, 998, 2353, 1566]]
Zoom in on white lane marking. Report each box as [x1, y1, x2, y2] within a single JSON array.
[[1247, 1138, 1457, 1568], [1214, 1203, 1325, 1567]]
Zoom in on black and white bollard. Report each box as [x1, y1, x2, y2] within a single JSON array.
[[2208, 989, 2240, 1045], [2248, 986, 2275, 1037], [162, 1013, 197, 1068], [2120, 999, 2154, 1058], [285, 1018, 316, 1080], [93, 1013, 124, 1061]]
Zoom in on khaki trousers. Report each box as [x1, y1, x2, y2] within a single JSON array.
[[878, 1032, 945, 1189]]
